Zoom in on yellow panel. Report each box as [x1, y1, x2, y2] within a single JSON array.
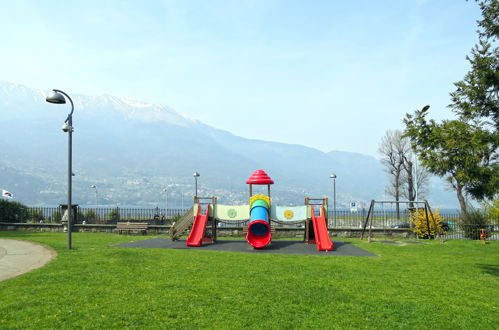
[[249, 194, 270, 208]]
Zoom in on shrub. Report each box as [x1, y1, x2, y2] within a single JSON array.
[[169, 214, 182, 225], [409, 208, 445, 239], [51, 211, 62, 223], [461, 209, 490, 240], [484, 199, 499, 219], [0, 200, 29, 223], [109, 208, 120, 223], [85, 209, 98, 223], [77, 210, 86, 224], [27, 209, 45, 223]]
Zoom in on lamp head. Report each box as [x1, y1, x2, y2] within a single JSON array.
[[330, 174, 337, 179], [193, 172, 200, 177], [61, 122, 72, 132], [46, 90, 66, 104]]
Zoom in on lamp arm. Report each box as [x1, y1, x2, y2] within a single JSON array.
[[53, 89, 74, 122]]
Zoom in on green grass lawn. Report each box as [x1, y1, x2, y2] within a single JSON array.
[[0, 232, 498, 329]]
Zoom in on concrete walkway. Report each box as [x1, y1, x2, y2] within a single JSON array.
[[0, 239, 57, 282]]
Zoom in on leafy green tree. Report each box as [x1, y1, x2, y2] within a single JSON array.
[[448, 0, 499, 200], [450, 39, 499, 130], [0, 199, 29, 222], [476, 0, 499, 40], [404, 0, 498, 213], [404, 109, 496, 213]]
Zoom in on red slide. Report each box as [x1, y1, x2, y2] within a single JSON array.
[[311, 206, 334, 251], [186, 204, 210, 247]]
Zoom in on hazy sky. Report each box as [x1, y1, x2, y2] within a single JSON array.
[[0, 0, 481, 156]]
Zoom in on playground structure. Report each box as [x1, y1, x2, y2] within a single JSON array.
[[245, 169, 274, 248], [171, 169, 334, 251]]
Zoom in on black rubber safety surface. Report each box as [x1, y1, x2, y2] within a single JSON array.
[[113, 238, 378, 257]]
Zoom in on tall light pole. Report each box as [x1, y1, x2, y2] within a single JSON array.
[[163, 186, 169, 217], [181, 189, 184, 210], [46, 89, 74, 250], [193, 172, 200, 198], [91, 184, 98, 206], [329, 174, 337, 227]]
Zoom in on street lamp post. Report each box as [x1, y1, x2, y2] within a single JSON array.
[[181, 189, 184, 210], [46, 89, 74, 250], [91, 184, 98, 206], [329, 174, 337, 227], [163, 187, 169, 218], [193, 172, 200, 198]]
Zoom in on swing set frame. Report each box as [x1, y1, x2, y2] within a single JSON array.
[[360, 200, 436, 241]]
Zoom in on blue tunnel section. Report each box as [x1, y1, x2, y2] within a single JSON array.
[[247, 200, 272, 248], [249, 206, 269, 235]]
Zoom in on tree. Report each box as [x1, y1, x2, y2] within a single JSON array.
[[404, 110, 495, 213], [450, 0, 499, 200], [404, 0, 498, 213], [0, 199, 28, 222], [401, 153, 430, 208], [378, 130, 429, 215], [450, 39, 499, 130], [476, 0, 499, 40], [379, 130, 406, 218]]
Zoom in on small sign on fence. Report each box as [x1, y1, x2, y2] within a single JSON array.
[[350, 202, 358, 213]]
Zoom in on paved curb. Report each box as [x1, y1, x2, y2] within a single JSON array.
[[0, 239, 57, 282]]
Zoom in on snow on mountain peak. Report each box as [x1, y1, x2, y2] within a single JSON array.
[[72, 92, 196, 127], [0, 81, 196, 127]]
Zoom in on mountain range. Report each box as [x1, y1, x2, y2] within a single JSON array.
[[0, 81, 457, 209]]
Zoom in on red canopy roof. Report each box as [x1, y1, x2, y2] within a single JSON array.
[[246, 169, 274, 185]]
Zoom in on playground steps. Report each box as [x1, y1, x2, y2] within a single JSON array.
[[169, 206, 195, 240]]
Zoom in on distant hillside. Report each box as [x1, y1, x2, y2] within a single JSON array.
[[0, 81, 458, 208]]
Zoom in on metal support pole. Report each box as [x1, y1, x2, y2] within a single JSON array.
[[333, 177, 336, 227], [46, 89, 74, 250], [67, 115, 73, 250], [165, 189, 168, 218], [193, 172, 200, 198]]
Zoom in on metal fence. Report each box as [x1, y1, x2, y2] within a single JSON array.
[[327, 209, 498, 240], [24, 206, 188, 225], [9, 206, 499, 240], [327, 209, 470, 227]]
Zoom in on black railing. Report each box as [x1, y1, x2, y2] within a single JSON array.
[[1, 206, 497, 240], [24, 206, 62, 223], [7, 206, 188, 225], [326, 209, 465, 228], [76, 207, 188, 225]]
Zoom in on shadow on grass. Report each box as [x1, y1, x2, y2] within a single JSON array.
[[477, 263, 499, 277]]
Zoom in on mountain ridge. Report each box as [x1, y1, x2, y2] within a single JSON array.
[[0, 81, 457, 208]]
